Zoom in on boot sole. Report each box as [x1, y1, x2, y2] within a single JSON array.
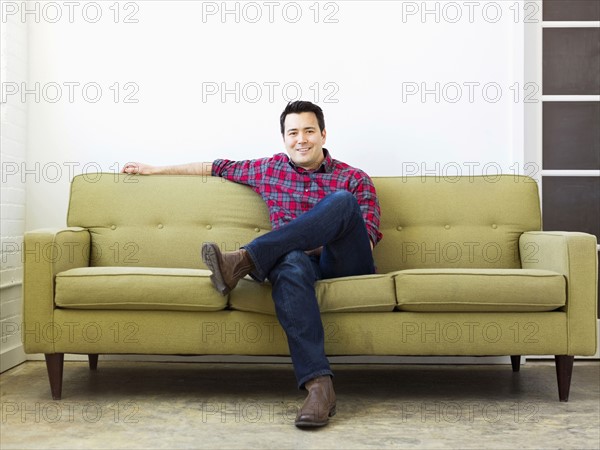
[[294, 405, 336, 428], [201, 243, 230, 296]]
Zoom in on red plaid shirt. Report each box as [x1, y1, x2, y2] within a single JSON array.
[[212, 149, 383, 246]]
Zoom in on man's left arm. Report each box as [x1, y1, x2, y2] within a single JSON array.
[[350, 172, 383, 250]]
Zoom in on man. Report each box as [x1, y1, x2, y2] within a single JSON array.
[[122, 101, 383, 428]]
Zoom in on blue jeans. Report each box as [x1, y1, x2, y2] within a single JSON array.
[[243, 191, 376, 388]]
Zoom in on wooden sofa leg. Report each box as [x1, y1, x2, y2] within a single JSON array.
[[88, 354, 99, 371], [44, 353, 64, 400], [555, 355, 574, 402], [510, 355, 521, 372]]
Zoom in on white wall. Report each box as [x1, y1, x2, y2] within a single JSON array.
[[1, 1, 542, 367], [4, 0, 529, 231]]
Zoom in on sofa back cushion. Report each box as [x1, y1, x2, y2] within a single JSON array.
[[372, 175, 541, 272], [68, 174, 271, 268], [67, 173, 541, 271]]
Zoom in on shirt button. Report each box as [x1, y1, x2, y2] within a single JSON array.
[[254, 227, 260, 233], [157, 224, 163, 229], [492, 224, 498, 229], [206, 225, 212, 230], [444, 225, 451, 230], [396, 226, 403, 231], [110, 225, 116, 230]]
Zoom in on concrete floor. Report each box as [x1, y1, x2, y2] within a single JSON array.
[[1, 360, 598, 449]]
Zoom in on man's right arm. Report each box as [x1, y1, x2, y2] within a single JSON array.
[[121, 162, 212, 176]]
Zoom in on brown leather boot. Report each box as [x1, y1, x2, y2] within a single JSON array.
[[201, 243, 255, 295], [295, 376, 337, 428]]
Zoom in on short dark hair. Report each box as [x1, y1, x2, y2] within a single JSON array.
[[280, 101, 325, 135]]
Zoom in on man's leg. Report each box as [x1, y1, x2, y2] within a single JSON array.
[[246, 190, 375, 281], [268, 251, 330, 387], [262, 192, 374, 427], [201, 190, 375, 427], [268, 251, 336, 427], [201, 190, 375, 294]]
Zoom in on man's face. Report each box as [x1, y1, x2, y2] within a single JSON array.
[[283, 112, 327, 171]]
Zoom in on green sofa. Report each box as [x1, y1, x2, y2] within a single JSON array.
[[22, 173, 598, 401]]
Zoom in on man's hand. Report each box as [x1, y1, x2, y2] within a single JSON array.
[[122, 162, 156, 175], [304, 247, 323, 257]]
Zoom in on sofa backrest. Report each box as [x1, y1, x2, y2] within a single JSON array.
[[67, 173, 541, 272]]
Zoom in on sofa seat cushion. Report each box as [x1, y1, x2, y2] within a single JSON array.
[[55, 267, 227, 311], [229, 274, 396, 315], [393, 268, 566, 312]]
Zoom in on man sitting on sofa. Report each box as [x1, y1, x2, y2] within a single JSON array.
[[122, 100, 383, 428]]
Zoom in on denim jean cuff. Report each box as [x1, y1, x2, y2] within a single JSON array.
[[297, 369, 334, 390], [241, 245, 266, 282]]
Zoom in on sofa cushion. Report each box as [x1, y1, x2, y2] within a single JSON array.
[[67, 174, 271, 269], [229, 274, 396, 315], [393, 268, 566, 312], [373, 176, 541, 273], [55, 267, 227, 311]]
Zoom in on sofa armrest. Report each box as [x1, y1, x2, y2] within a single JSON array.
[[22, 227, 90, 353], [519, 231, 598, 355]]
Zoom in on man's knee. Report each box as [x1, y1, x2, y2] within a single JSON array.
[[327, 190, 359, 212], [329, 190, 354, 203], [269, 250, 318, 282], [277, 250, 314, 272]]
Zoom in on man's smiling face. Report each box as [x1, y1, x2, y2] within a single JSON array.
[[283, 112, 327, 171]]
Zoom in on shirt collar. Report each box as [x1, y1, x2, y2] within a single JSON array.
[[288, 148, 333, 174]]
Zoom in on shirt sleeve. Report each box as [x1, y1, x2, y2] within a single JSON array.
[[211, 158, 268, 188], [349, 171, 384, 247]]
